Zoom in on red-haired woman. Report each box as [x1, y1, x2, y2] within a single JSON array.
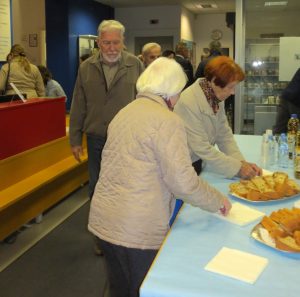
[[174, 56, 261, 179]]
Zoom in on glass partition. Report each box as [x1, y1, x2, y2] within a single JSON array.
[[78, 35, 98, 62], [236, 0, 300, 135]]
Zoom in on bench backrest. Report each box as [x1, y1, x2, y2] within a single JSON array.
[[0, 135, 85, 190]]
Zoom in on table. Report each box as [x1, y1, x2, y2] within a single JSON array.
[[140, 135, 300, 297]]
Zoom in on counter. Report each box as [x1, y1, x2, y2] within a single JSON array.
[[0, 97, 66, 160]]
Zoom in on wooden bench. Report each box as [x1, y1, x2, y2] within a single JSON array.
[[0, 136, 88, 241]]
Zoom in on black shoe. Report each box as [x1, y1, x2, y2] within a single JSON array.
[[3, 231, 19, 244]]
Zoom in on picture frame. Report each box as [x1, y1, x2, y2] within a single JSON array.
[[29, 33, 38, 47]]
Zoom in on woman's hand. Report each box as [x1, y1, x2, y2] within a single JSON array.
[[219, 197, 232, 216], [238, 161, 262, 179]]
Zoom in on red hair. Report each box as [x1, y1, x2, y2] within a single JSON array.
[[204, 56, 245, 88]]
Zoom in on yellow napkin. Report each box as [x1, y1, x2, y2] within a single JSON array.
[[262, 169, 273, 176], [213, 202, 265, 226], [204, 247, 268, 284]]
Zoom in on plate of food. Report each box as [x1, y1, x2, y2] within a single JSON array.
[[251, 207, 300, 253], [229, 171, 300, 203]]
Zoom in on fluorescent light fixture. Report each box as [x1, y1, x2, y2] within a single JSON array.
[[195, 4, 217, 9], [264, 1, 288, 6]]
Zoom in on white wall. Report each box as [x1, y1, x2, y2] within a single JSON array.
[[193, 13, 234, 66], [12, 0, 45, 65], [115, 5, 181, 54], [181, 7, 195, 42]]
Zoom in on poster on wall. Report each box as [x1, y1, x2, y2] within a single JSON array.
[[0, 0, 11, 61], [279, 37, 300, 81]]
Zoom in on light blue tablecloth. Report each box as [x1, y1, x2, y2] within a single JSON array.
[[140, 135, 300, 297]]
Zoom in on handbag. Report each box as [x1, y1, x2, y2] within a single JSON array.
[[0, 62, 11, 95]]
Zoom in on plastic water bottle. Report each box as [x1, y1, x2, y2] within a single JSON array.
[[261, 133, 270, 169], [278, 133, 289, 168], [273, 134, 279, 165], [267, 134, 275, 168]]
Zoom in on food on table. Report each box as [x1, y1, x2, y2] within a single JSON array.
[[260, 208, 300, 252], [229, 171, 300, 201]]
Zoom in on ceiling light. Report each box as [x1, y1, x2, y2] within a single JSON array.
[[195, 4, 217, 9], [264, 1, 288, 6]]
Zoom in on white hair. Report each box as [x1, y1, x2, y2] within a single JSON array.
[[98, 20, 125, 36], [136, 57, 187, 98], [142, 42, 161, 55]]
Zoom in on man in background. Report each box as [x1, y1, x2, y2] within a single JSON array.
[[174, 42, 194, 88], [70, 19, 144, 201], [194, 40, 222, 80], [141, 42, 161, 67], [273, 68, 300, 134]]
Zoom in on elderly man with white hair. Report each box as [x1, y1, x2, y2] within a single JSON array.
[[70, 19, 144, 200], [141, 42, 161, 67], [88, 57, 231, 297]]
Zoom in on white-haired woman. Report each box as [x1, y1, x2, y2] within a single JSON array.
[[88, 57, 231, 297]]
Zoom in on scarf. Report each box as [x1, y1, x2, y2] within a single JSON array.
[[199, 78, 220, 114]]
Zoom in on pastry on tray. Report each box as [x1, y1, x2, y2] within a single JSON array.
[[229, 171, 300, 201], [260, 208, 300, 252]]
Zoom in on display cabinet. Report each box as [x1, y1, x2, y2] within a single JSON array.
[[78, 35, 98, 62], [242, 39, 288, 134]]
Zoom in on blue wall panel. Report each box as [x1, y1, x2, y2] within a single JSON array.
[[45, 0, 113, 110]]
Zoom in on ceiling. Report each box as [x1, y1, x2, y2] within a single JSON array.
[[95, 0, 235, 14], [95, 0, 300, 14]]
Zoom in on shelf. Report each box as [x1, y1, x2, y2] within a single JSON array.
[[247, 43, 279, 46], [245, 87, 283, 90], [245, 59, 279, 62], [247, 75, 278, 77]]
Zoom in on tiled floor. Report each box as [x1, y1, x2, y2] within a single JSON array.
[[0, 184, 89, 272]]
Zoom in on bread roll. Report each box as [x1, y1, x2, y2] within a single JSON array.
[[275, 236, 300, 252], [294, 230, 300, 245], [229, 172, 300, 201], [273, 172, 288, 185], [263, 175, 276, 190]]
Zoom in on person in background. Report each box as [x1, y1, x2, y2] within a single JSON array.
[[70, 19, 143, 200], [273, 68, 300, 134], [70, 20, 143, 257], [174, 56, 261, 179], [38, 65, 67, 101], [88, 57, 231, 297], [141, 42, 161, 67], [174, 42, 194, 88], [162, 49, 176, 59], [194, 40, 223, 80], [0, 44, 45, 98]]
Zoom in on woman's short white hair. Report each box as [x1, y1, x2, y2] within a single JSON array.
[[136, 57, 187, 98], [98, 20, 125, 36]]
